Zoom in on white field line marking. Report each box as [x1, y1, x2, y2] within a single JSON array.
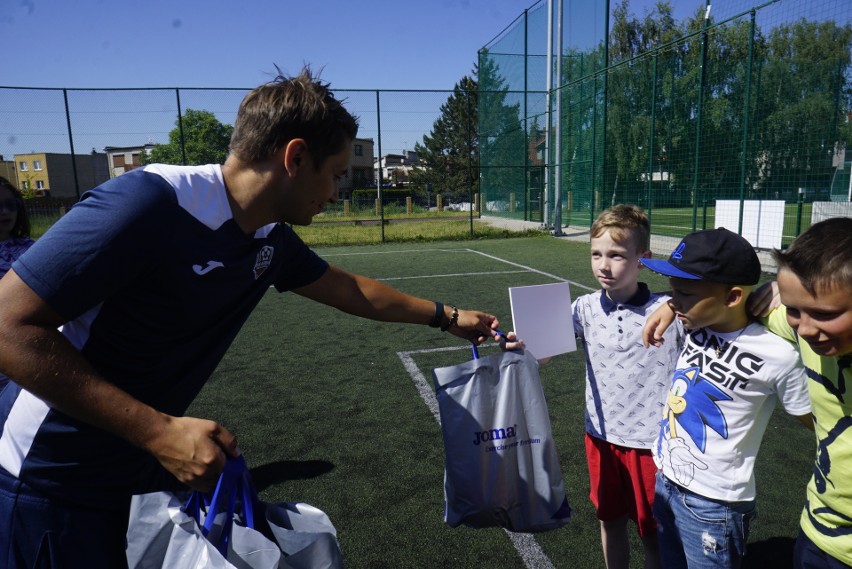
[[379, 270, 529, 282], [319, 248, 466, 257], [321, 247, 595, 294], [396, 344, 555, 569], [463, 249, 595, 293]]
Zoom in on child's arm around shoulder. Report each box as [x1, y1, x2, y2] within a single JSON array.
[[748, 280, 780, 318], [757, 320, 814, 430], [796, 413, 815, 430], [643, 300, 676, 348]]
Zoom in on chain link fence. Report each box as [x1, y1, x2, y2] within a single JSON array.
[[0, 86, 482, 238], [4, 0, 850, 246], [479, 0, 852, 247]]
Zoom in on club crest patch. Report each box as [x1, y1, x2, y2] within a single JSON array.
[[253, 245, 274, 280]]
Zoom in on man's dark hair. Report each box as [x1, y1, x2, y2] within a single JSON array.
[[229, 66, 359, 168]]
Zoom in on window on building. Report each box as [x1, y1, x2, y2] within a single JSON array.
[[354, 144, 363, 157], [18, 161, 28, 172], [33, 160, 42, 171], [36, 180, 45, 190], [22, 181, 29, 189]]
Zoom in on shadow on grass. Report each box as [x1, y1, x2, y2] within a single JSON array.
[[250, 460, 335, 491], [743, 536, 795, 569]]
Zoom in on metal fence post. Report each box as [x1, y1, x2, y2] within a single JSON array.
[[467, 89, 474, 238], [795, 187, 804, 237], [376, 90, 385, 242], [691, 0, 711, 232], [738, 10, 757, 235], [175, 89, 187, 166], [62, 89, 81, 199]]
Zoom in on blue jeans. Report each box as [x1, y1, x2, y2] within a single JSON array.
[[654, 472, 757, 569]]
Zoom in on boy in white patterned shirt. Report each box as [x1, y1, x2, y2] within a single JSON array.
[[572, 205, 683, 569]]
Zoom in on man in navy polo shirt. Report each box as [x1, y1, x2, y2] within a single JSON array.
[[0, 68, 505, 568]]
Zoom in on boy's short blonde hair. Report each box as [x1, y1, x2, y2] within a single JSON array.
[[773, 217, 852, 295], [590, 204, 650, 252]]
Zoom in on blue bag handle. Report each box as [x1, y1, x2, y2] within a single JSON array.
[[470, 329, 507, 360], [183, 455, 261, 556]]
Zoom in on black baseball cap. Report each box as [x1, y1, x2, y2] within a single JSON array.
[[640, 228, 761, 285]]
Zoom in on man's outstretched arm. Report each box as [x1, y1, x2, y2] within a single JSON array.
[[294, 264, 510, 345]]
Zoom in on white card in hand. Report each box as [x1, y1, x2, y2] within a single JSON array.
[[508, 282, 576, 359]]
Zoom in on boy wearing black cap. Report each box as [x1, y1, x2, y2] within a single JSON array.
[[641, 228, 811, 569]]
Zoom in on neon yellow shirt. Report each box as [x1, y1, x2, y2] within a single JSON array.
[[766, 306, 852, 563]]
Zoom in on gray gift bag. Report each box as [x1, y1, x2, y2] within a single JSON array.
[[433, 348, 571, 533], [126, 456, 343, 569]]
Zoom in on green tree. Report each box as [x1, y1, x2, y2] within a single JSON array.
[[410, 74, 478, 203], [477, 55, 524, 211], [754, 19, 852, 197], [602, 0, 852, 208], [605, 0, 681, 206], [142, 109, 233, 166]]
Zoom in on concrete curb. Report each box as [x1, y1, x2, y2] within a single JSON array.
[[478, 216, 779, 275]]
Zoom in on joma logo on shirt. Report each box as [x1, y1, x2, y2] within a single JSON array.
[[473, 425, 517, 445], [192, 260, 224, 275]]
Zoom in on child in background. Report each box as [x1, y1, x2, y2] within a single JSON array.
[[0, 176, 33, 280], [0, 176, 33, 392], [571, 204, 682, 569], [765, 217, 852, 569], [641, 228, 811, 569]]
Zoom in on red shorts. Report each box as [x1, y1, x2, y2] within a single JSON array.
[[585, 433, 658, 537]]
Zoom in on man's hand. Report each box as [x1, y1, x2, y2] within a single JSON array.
[[145, 415, 240, 493], [748, 280, 780, 318], [447, 309, 501, 344], [643, 301, 676, 347]]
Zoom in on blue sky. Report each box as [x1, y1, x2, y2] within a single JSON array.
[[1, 0, 537, 90], [0, 0, 701, 158]]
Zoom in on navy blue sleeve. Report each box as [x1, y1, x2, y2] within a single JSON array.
[[13, 171, 177, 321], [271, 224, 329, 292]]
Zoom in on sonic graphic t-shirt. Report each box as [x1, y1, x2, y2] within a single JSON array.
[[655, 322, 810, 502]]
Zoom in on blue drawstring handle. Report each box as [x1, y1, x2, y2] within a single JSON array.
[[471, 329, 507, 360], [183, 455, 260, 556]]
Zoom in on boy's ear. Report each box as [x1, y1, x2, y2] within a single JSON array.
[[638, 250, 652, 267], [283, 139, 308, 175], [726, 286, 746, 308]]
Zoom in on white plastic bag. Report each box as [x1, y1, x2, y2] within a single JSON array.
[[433, 349, 572, 532], [126, 456, 343, 569]]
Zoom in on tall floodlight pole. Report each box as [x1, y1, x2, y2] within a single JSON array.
[[554, 0, 564, 235], [550, 0, 565, 235], [545, 0, 554, 230]]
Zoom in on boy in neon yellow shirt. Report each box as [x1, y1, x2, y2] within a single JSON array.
[[769, 217, 852, 568]]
